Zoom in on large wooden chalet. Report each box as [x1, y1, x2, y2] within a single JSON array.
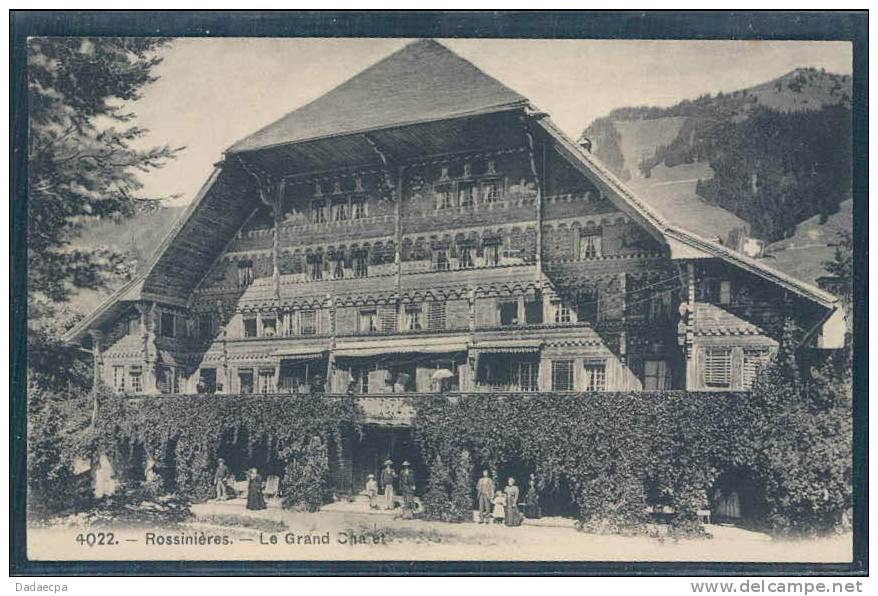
[[65, 40, 844, 491]]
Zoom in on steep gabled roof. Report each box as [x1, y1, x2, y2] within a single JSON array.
[[227, 39, 527, 154], [65, 39, 838, 345]]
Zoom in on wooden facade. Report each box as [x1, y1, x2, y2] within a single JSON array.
[[68, 40, 842, 410]]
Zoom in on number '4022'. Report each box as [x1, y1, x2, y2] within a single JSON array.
[[75, 532, 117, 546]]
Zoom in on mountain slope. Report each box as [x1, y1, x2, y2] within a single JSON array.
[[583, 68, 852, 245], [66, 205, 185, 312]]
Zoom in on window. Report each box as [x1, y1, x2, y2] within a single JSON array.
[[428, 301, 446, 331], [704, 348, 732, 388], [353, 254, 368, 278], [524, 296, 543, 325], [237, 260, 254, 287], [583, 359, 607, 392], [243, 316, 257, 338], [300, 310, 317, 335], [719, 280, 732, 305], [742, 349, 770, 389], [311, 200, 326, 223], [349, 365, 371, 394], [359, 308, 379, 333], [459, 183, 475, 207], [128, 366, 142, 393], [258, 368, 275, 393], [553, 300, 572, 324], [643, 360, 670, 390], [404, 304, 423, 331], [552, 360, 574, 391], [458, 246, 474, 269], [482, 180, 501, 203], [309, 254, 323, 280], [579, 233, 602, 259], [351, 197, 366, 219], [238, 369, 254, 394], [198, 313, 214, 339], [433, 249, 450, 271], [112, 366, 126, 392], [160, 312, 175, 338], [498, 300, 518, 326], [332, 198, 348, 221], [436, 186, 455, 210], [518, 361, 539, 392], [484, 244, 501, 266], [333, 258, 345, 279], [261, 316, 277, 337], [127, 315, 140, 335], [577, 289, 599, 323]]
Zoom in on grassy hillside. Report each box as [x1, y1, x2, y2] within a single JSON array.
[[583, 68, 852, 243]]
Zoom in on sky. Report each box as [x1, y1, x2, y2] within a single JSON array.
[[126, 38, 852, 206]]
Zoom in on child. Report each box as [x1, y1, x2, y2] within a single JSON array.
[[365, 474, 379, 509], [492, 490, 506, 524]]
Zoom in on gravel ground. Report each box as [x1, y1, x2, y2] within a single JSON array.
[[27, 497, 852, 563]]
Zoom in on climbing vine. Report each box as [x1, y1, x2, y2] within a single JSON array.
[[81, 391, 359, 506], [413, 392, 748, 535]]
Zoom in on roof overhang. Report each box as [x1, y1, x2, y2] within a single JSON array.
[[531, 111, 839, 314]]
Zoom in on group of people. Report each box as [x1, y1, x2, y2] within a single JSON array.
[[213, 458, 267, 511], [476, 470, 540, 526], [365, 459, 417, 516]]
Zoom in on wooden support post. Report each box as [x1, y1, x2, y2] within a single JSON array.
[[88, 330, 103, 425]]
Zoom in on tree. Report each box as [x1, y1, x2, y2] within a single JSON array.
[[26, 38, 179, 391], [27, 37, 180, 304]]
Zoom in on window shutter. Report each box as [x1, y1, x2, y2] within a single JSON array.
[[380, 305, 398, 333], [704, 348, 732, 388], [428, 301, 446, 330]]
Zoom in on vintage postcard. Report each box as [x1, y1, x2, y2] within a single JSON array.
[[12, 11, 865, 575]]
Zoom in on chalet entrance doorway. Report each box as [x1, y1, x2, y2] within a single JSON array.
[[349, 426, 424, 498]]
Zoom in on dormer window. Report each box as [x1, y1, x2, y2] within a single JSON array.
[[486, 160, 497, 175], [354, 175, 365, 192], [332, 181, 343, 195], [314, 181, 323, 197], [311, 199, 326, 224], [463, 163, 472, 177]]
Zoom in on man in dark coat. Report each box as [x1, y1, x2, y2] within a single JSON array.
[[380, 459, 396, 510], [399, 461, 416, 517], [214, 458, 230, 500], [476, 469, 495, 523]]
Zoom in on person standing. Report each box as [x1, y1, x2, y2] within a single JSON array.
[[399, 461, 416, 517], [380, 459, 396, 510], [524, 473, 541, 519], [504, 477, 521, 526], [476, 469, 495, 524], [365, 474, 379, 509], [246, 467, 267, 511], [214, 458, 230, 500]]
